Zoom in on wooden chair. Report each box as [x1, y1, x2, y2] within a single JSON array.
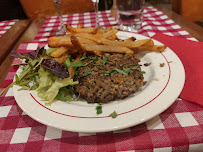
[[172, 0, 203, 22], [20, 0, 95, 19]]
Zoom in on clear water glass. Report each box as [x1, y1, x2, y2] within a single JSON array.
[[116, 0, 145, 31]]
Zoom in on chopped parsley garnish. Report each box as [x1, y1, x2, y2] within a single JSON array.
[[71, 60, 94, 68], [101, 70, 111, 76], [104, 29, 108, 33], [102, 70, 118, 76], [84, 60, 94, 66], [105, 53, 110, 57], [80, 53, 87, 61], [89, 56, 98, 60], [109, 111, 118, 118], [132, 66, 146, 74], [75, 69, 80, 75], [92, 64, 100, 66], [70, 61, 84, 67], [123, 68, 131, 74], [112, 71, 118, 75], [96, 104, 102, 114], [64, 57, 71, 68], [102, 66, 145, 77], [101, 58, 107, 66], [140, 71, 146, 74], [83, 68, 91, 76], [114, 68, 128, 76], [132, 66, 139, 70], [120, 64, 123, 67]]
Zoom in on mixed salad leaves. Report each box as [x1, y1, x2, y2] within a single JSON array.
[[0, 47, 78, 105]]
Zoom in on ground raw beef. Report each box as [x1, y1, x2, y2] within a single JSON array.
[[75, 53, 144, 103]]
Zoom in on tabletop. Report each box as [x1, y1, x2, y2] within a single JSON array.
[[0, 6, 203, 152]]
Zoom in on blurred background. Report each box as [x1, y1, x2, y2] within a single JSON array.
[[0, 0, 202, 27]]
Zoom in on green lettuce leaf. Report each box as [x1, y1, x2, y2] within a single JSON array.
[[55, 87, 74, 101], [37, 67, 78, 105], [43, 77, 78, 105], [37, 68, 54, 91]]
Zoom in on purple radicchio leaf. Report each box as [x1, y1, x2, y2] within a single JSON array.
[[10, 47, 45, 60], [41, 59, 69, 79], [10, 50, 23, 58]]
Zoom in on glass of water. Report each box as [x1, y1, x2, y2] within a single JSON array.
[[116, 0, 145, 31]]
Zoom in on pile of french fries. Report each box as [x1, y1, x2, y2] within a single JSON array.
[[48, 23, 167, 78]]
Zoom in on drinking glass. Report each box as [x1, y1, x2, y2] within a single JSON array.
[[116, 0, 145, 31], [53, 0, 66, 35], [92, 0, 99, 27]]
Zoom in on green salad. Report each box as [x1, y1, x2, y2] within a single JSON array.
[[0, 47, 79, 105]]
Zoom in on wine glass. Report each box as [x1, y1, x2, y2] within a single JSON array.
[[92, 0, 99, 27], [53, 0, 66, 35]]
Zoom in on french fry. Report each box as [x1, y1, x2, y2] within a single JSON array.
[[95, 28, 105, 35], [100, 38, 151, 48], [49, 34, 72, 42], [50, 47, 69, 58], [84, 44, 134, 55], [141, 39, 154, 46], [125, 37, 136, 41], [100, 28, 118, 39], [69, 48, 78, 54], [66, 25, 98, 34], [94, 51, 103, 56], [54, 52, 69, 63], [48, 40, 72, 48], [70, 35, 85, 55], [68, 55, 81, 78], [131, 48, 139, 53], [56, 34, 72, 41], [77, 23, 82, 29], [48, 36, 97, 48], [138, 45, 167, 52], [77, 37, 97, 45], [107, 34, 117, 40], [74, 33, 101, 44], [49, 36, 61, 42], [48, 35, 72, 47]]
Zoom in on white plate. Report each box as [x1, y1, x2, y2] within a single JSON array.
[[13, 32, 185, 133]]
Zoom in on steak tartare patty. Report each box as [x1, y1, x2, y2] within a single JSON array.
[[75, 53, 144, 103]]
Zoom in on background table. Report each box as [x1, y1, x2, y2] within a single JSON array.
[[0, 6, 203, 152], [33, 7, 200, 43], [0, 20, 17, 37], [0, 19, 30, 65]]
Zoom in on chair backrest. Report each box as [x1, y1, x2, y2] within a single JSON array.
[[172, 0, 203, 22], [182, 0, 203, 22], [20, 0, 95, 19]]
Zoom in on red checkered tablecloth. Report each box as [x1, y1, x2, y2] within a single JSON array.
[[0, 7, 202, 152], [33, 7, 197, 43], [0, 20, 17, 37]]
